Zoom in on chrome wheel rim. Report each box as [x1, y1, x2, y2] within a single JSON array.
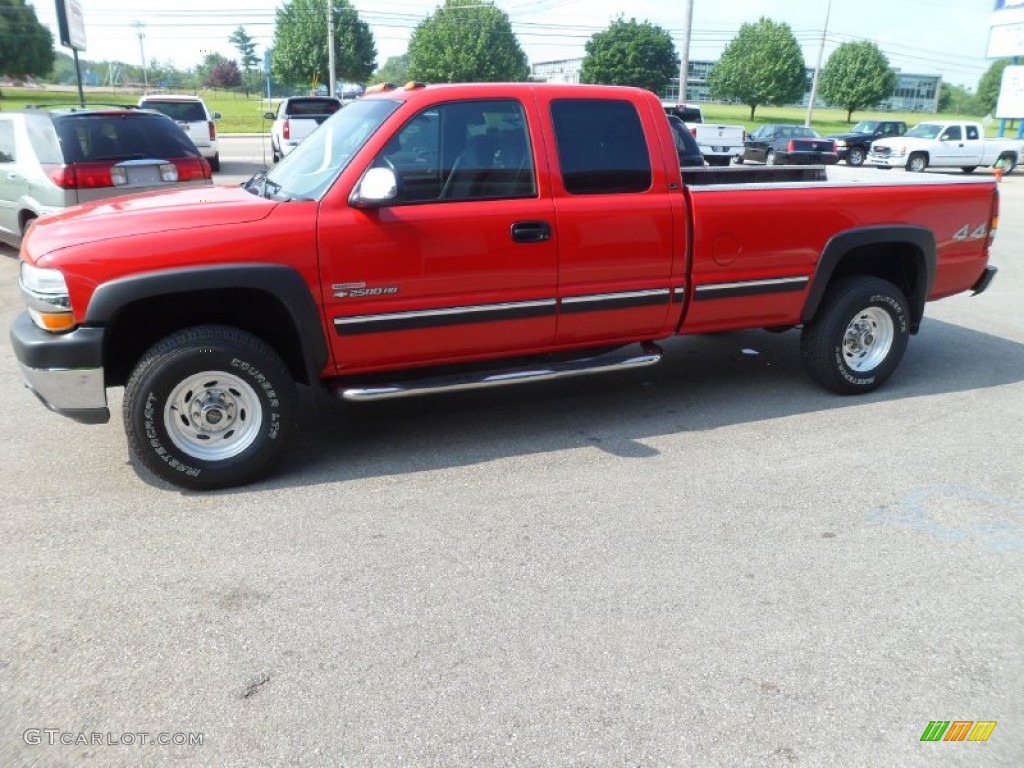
[[842, 307, 894, 372], [164, 371, 262, 461]]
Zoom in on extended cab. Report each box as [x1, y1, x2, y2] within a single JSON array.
[[11, 83, 999, 490], [868, 120, 1021, 173], [266, 96, 343, 162], [662, 102, 745, 166]]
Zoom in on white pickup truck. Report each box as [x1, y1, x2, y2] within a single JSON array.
[[868, 120, 1021, 174], [265, 96, 343, 162], [662, 102, 745, 167]]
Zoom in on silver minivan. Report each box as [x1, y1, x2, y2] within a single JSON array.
[[0, 107, 212, 247]]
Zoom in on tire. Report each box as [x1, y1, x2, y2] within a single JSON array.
[[846, 146, 866, 166], [800, 276, 911, 395], [997, 154, 1016, 175], [209, 153, 220, 172], [960, 166, 977, 173], [706, 156, 730, 167], [734, 155, 744, 165], [766, 150, 776, 166], [906, 153, 928, 173], [123, 325, 296, 490]]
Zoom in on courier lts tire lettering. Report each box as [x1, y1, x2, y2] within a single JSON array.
[[800, 276, 911, 395], [123, 325, 296, 490]]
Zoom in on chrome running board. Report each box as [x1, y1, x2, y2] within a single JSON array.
[[337, 343, 663, 402]]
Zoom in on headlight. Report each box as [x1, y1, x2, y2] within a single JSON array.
[[20, 262, 75, 331], [835, 140, 847, 147]]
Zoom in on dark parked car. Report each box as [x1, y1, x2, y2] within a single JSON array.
[[827, 120, 907, 166], [666, 115, 705, 167], [740, 124, 838, 166], [0, 106, 212, 246]]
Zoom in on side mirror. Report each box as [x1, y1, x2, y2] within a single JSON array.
[[212, 111, 222, 120], [263, 112, 276, 120], [350, 167, 398, 208]]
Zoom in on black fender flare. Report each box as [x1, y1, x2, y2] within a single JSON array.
[[85, 263, 328, 384], [801, 226, 936, 333]]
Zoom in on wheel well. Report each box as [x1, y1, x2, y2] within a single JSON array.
[[18, 210, 37, 234], [102, 288, 314, 387], [808, 241, 929, 332]]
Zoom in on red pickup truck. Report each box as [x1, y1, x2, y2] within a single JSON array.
[[11, 82, 999, 489]]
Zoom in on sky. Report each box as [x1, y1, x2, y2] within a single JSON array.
[[27, 0, 1008, 89]]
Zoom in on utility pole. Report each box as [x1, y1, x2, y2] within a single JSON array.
[[678, 0, 694, 102], [805, 0, 832, 127], [327, 5, 337, 97], [133, 21, 149, 91]]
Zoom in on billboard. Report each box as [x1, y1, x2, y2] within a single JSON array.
[[996, 65, 1024, 117], [55, 0, 87, 52]]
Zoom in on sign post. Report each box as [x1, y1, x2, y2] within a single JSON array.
[[54, 0, 87, 107]]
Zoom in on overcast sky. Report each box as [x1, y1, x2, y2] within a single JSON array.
[[31, 0, 1005, 89]]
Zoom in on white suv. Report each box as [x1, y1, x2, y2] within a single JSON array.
[[138, 94, 221, 171]]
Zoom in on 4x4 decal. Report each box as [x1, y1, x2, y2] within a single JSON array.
[[952, 224, 988, 242]]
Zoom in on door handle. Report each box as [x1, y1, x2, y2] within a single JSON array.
[[510, 220, 551, 243]]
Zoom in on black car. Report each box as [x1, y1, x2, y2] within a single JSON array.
[[740, 124, 838, 166], [666, 115, 705, 168], [827, 120, 907, 166]]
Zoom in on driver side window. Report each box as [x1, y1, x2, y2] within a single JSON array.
[[375, 99, 536, 204]]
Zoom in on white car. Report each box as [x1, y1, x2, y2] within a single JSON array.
[[138, 94, 222, 171]]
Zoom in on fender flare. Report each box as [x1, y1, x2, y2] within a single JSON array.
[[801, 226, 936, 333], [85, 263, 328, 384]]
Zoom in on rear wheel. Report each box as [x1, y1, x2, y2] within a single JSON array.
[[997, 154, 1017, 175], [847, 146, 866, 166], [766, 150, 776, 166], [801, 276, 910, 395], [961, 166, 977, 173], [123, 325, 296, 490], [209, 153, 220, 172], [906, 153, 928, 172]]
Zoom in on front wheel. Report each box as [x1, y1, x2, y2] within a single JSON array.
[[766, 150, 776, 166], [800, 277, 910, 395], [961, 166, 977, 173], [123, 326, 297, 490], [906, 153, 928, 172], [846, 147, 866, 166]]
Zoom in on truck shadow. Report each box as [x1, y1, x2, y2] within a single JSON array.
[[208, 317, 1024, 493]]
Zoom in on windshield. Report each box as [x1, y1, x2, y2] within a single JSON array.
[[851, 121, 880, 134], [263, 98, 400, 200], [905, 123, 942, 139]]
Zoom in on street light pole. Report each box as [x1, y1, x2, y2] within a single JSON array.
[[327, 5, 337, 97], [805, 0, 832, 127], [678, 0, 694, 102]]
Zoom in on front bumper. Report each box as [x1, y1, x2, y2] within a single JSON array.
[[867, 153, 903, 168], [9, 312, 110, 424]]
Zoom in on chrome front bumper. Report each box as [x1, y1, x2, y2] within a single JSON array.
[[10, 313, 110, 424]]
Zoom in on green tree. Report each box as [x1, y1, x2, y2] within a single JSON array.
[[938, 82, 977, 115], [195, 52, 228, 85], [580, 16, 677, 93], [976, 58, 1011, 115], [0, 0, 55, 80], [272, 0, 376, 89], [408, 0, 528, 83], [229, 26, 259, 72], [707, 17, 806, 120], [818, 41, 896, 122], [372, 54, 410, 85]]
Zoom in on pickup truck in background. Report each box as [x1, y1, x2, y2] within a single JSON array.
[[827, 120, 907, 166], [265, 96, 343, 162], [11, 82, 999, 489], [868, 120, 1021, 173], [662, 102, 745, 166]]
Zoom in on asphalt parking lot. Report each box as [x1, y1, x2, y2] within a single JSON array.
[[0, 149, 1021, 767]]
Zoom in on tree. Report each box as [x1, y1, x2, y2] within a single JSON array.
[[372, 54, 410, 85], [580, 16, 677, 94], [938, 82, 977, 115], [0, 0, 55, 80], [229, 26, 259, 72], [976, 58, 1011, 116], [706, 17, 806, 120], [205, 59, 242, 88], [195, 52, 228, 85], [408, 0, 528, 83], [817, 41, 896, 122], [272, 0, 376, 89]]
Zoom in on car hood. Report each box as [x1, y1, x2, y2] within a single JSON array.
[[27, 185, 276, 257], [827, 132, 874, 141]]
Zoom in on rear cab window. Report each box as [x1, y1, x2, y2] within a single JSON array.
[[139, 100, 208, 123], [285, 99, 342, 117], [550, 99, 652, 195]]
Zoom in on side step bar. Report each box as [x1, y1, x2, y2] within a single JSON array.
[[337, 343, 664, 402]]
